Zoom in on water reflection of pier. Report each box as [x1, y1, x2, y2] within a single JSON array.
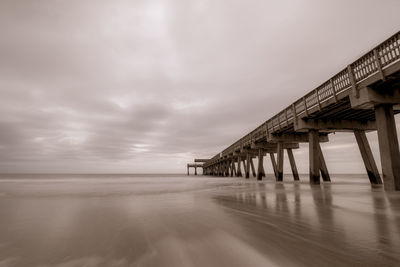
[[213, 180, 400, 266]]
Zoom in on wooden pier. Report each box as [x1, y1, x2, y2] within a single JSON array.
[[188, 31, 400, 191]]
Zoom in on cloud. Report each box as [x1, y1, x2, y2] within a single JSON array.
[[0, 0, 400, 173]]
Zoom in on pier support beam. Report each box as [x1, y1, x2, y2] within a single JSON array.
[[269, 132, 329, 143], [236, 157, 242, 177], [295, 118, 376, 132], [349, 84, 400, 190], [250, 157, 256, 177], [257, 149, 265, 180], [230, 159, 236, 177], [287, 148, 299, 181], [187, 163, 204, 176], [308, 129, 331, 184], [354, 130, 382, 184], [270, 153, 278, 180], [245, 153, 251, 179], [276, 142, 284, 181], [375, 104, 400, 190], [318, 144, 330, 182], [223, 163, 226, 176], [309, 129, 321, 184]]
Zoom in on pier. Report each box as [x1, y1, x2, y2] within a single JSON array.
[[188, 31, 400, 191]]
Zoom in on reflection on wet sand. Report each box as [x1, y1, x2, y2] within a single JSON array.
[[0, 174, 399, 266], [214, 177, 400, 266]]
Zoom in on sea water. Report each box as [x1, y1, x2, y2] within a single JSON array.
[[0, 174, 399, 267]]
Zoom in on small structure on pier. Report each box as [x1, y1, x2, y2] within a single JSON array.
[[190, 31, 400, 191], [186, 159, 208, 175]]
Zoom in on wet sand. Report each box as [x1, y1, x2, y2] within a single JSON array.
[[0, 174, 399, 267]]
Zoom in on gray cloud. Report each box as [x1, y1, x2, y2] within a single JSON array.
[[1, 0, 400, 173]]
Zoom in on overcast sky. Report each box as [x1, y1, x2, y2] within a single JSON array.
[[1, 0, 400, 174]]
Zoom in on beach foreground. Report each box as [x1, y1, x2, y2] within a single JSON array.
[[0, 174, 399, 267]]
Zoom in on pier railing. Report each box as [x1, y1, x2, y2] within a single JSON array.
[[205, 31, 400, 165]]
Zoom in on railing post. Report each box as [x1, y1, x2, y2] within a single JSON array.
[[347, 64, 359, 98], [373, 48, 386, 81], [330, 78, 338, 102], [292, 103, 297, 126], [316, 88, 321, 110], [278, 114, 282, 130], [285, 108, 289, 127], [303, 97, 309, 116]]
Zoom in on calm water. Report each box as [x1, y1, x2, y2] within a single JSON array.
[[0, 174, 399, 267]]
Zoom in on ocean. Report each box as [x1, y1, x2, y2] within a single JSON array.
[[0, 174, 399, 267]]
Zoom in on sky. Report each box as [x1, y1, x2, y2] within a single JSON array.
[[1, 0, 400, 174]]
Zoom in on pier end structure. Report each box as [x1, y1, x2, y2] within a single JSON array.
[[187, 162, 205, 176]]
